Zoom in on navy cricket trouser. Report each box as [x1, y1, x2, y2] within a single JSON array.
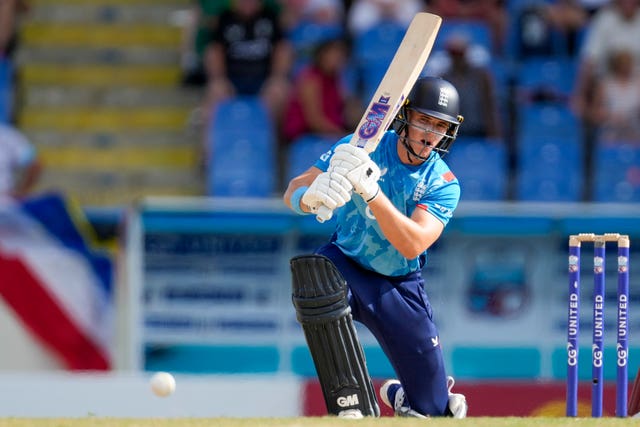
[[316, 242, 449, 416]]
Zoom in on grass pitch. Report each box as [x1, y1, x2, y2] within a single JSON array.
[[0, 418, 635, 427]]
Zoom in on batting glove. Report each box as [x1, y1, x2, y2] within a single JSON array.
[[329, 144, 369, 172], [302, 171, 353, 213], [331, 145, 380, 203]]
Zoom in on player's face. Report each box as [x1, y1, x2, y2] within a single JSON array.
[[405, 110, 449, 156]]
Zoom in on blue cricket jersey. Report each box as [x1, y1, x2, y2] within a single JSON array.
[[313, 130, 460, 277]]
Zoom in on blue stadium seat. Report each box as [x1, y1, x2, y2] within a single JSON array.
[[592, 142, 640, 202], [515, 104, 583, 201], [286, 134, 335, 182], [353, 20, 406, 65], [517, 104, 581, 140], [210, 96, 271, 132], [434, 19, 493, 57], [359, 58, 392, 101], [353, 20, 407, 98], [515, 133, 582, 201], [0, 58, 13, 123], [516, 57, 578, 99], [207, 96, 275, 197], [445, 137, 508, 201]]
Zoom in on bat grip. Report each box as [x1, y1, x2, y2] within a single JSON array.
[[315, 205, 333, 223]]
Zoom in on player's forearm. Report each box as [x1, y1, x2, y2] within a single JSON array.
[[367, 194, 435, 259]]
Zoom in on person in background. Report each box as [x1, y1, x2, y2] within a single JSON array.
[[0, 123, 41, 198], [180, 0, 230, 87], [544, 0, 588, 56], [572, 0, 640, 120], [571, 0, 640, 199], [426, 0, 508, 56], [0, 0, 29, 60], [439, 32, 501, 139], [279, 0, 344, 32], [281, 37, 359, 144], [278, 37, 361, 191], [347, 0, 424, 36], [278, 0, 345, 74], [202, 0, 293, 121], [180, 0, 283, 86], [590, 49, 640, 142]]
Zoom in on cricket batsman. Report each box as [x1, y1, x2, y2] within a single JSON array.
[[283, 76, 468, 418]]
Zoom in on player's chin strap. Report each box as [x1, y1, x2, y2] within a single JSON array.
[[291, 255, 380, 418]]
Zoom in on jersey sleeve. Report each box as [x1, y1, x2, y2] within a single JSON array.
[[417, 170, 460, 227]]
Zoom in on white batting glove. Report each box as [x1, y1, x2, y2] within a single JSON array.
[[331, 144, 381, 203], [329, 144, 370, 173], [345, 161, 380, 202], [302, 171, 353, 213]]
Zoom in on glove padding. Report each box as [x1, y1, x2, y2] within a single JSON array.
[[331, 144, 380, 203], [302, 171, 353, 212], [330, 144, 370, 172]]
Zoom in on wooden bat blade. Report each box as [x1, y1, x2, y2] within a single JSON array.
[[350, 13, 442, 153]]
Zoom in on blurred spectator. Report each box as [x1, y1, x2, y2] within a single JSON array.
[[202, 0, 293, 120], [590, 49, 640, 142], [0, 123, 41, 198], [0, 0, 29, 59], [571, 0, 640, 199], [279, 0, 345, 74], [545, 0, 588, 56], [347, 0, 425, 36], [279, 0, 344, 31], [580, 0, 612, 16], [181, 0, 282, 86], [281, 38, 359, 143], [426, 0, 507, 56], [439, 33, 501, 138], [278, 37, 361, 188], [180, 0, 230, 86], [572, 0, 640, 120], [512, 0, 587, 58]]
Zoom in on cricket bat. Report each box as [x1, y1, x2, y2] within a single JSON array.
[[316, 12, 442, 222]]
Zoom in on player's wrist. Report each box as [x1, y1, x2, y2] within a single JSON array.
[[291, 186, 311, 215]]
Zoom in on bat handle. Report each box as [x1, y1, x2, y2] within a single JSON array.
[[315, 205, 333, 223]]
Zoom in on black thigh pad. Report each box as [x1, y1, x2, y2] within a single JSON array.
[[290, 254, 379, 417]]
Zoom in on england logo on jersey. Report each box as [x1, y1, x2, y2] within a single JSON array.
[[413, 180, 428, 202]]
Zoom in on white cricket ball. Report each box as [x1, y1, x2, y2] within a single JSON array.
[[150, 372, 176, 397]]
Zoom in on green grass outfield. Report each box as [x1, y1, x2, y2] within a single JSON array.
[[0, 418, 635, 427]]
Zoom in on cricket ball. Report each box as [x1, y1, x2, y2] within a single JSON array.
[[150, 372, 176, 397]]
